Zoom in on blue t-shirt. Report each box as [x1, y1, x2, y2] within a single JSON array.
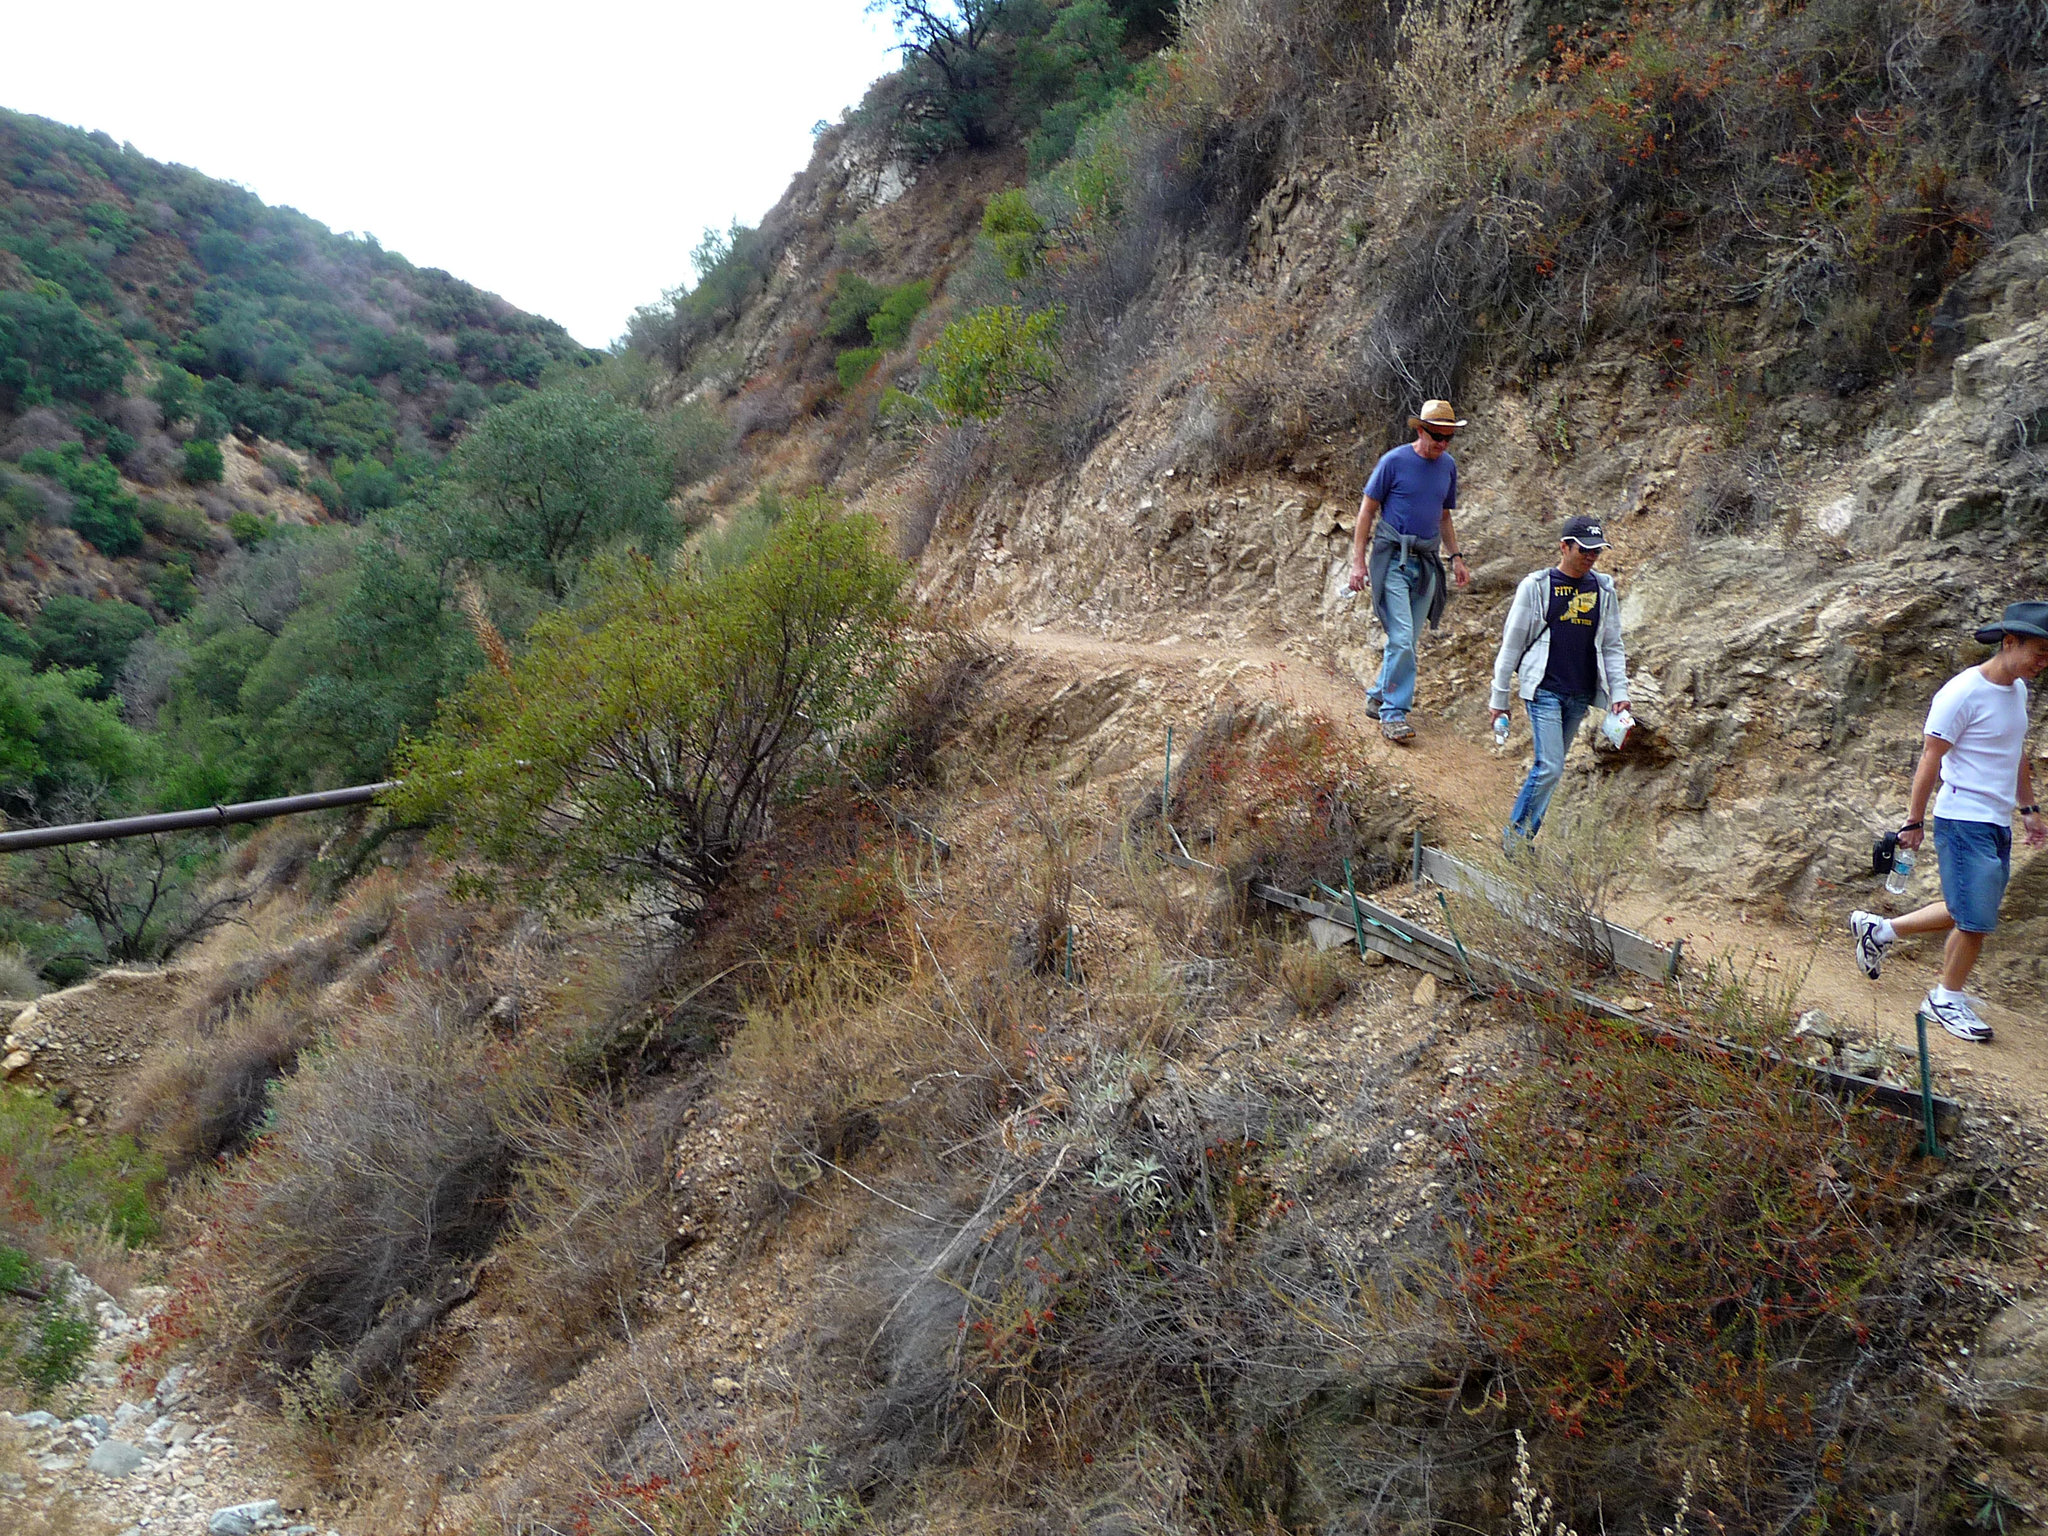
[[1362, 445, 1458, 540], [1538, 569, 1601, 698]]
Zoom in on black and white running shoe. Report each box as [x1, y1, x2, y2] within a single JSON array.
[[1847, 910, 1892, 980], [1923, 989, 1993, 1042]]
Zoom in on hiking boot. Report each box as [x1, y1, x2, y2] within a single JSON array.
[[1380, 717, 1415, 744], [1364, 690, 1384, 720], [1847, 910, 1892, 980], [1922, 989, 1993, 1043]]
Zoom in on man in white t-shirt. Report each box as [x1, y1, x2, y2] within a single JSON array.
[[1849, 601, 2048, 1040]]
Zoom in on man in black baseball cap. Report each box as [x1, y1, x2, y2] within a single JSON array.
[[1848, 600, 2048, 1042], [1487, 515, 1632, 847]]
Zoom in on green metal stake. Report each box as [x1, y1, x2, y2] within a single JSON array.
[[1411, 826, 1423, 887], [1342, 858, 1368, 961], [1162, 726, 1173, 823], [1914, 1009, 1943, 1158], [1665, 935, 1685, 983], [1436, 890, 1485, 999]]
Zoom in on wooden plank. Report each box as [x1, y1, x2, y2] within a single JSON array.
[[1249, 884, 1460, 981], [1418, 845, 1678, 981], [1239, 878, 1959, 1134]]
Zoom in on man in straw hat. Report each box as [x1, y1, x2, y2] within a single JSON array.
[[1848, 600, 2048, 1042], [1347, 400, 1472, 744]]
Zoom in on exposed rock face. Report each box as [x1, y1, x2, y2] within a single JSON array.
[[913, 232, 2046, 1004], [1829, 238, 2048, 552]]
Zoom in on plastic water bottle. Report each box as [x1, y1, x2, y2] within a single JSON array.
[[1493, 714, 1510, 749], [1885, 847, 1914, 896]]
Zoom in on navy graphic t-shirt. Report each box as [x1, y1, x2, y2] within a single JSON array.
[[1538, 570, 1600, 698]]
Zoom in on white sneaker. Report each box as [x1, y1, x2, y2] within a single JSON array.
[[1847, 911, 1892, 979], [1923, 990, 1993, 1043]]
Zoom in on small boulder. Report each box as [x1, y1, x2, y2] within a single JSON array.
[[712, 1375, 742, 1399], [87, 1439, 148, 1478], [208, 1500, 283, 1536], [1, 1049, 31, 1077]]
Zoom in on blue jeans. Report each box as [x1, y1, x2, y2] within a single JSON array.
[[1934, 816, 2011, 934], [1371, 553, 1431, 722], [1505, 688, 1594, 842]]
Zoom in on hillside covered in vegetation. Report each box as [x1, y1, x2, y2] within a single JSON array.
[[0, 111, 735, 984], [5, 3, 2048, 1535]]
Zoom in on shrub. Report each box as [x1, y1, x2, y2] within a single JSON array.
[[19, 444, 143, 556], [0, 1089, 163, 1247], [835, 346, 884, 390], [27, 596, 155, 701], [261, 452, 301, 488], [825, 272, 887, 344], [145, 559, 199, 618], [392, 494, 909, 917], [227, 509, 271, 547], [921, 304, 1063, 421], [136, 497, 213, 550], [181, 437, 224, 484], [867, 278, 932, 350], [0, 653, 147, 814], [5, 1288, 98, 1405], [15, 815, 249, 966], [1449, 1007, 1995, 1527], [0, 287, 128, 408], [204, 982, 535, 1389]]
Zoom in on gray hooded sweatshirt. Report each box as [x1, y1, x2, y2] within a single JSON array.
[[1488, 567, 1630, 712]]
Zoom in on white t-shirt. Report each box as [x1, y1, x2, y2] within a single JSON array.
[[1925, 666, 2032, 824]]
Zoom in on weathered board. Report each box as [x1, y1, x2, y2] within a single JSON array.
[[1417, 845, 1679, 982]]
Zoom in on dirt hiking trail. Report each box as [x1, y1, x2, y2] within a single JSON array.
[[1003, 625, 2048, 1118]]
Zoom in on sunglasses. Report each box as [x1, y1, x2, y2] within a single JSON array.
[[1564, 539, 1603, 557], [1420, 426, 1455, 442]]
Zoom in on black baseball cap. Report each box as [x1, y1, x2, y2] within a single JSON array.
[[1560, 515, 1609, 549]]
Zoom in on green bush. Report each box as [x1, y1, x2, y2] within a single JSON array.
[[0, 1089, 163, 1246], [228, 509, 271, 547], [182, 437, 225, 484], [921, 304, 1063, 421], [392, 493, 908, 917], [10, 1294, 96, 1403], [19, 444, 144, 556], [150, 365, 200, 427], [145, 560, 199, 619], [137, 497, 214, 550], [867, 278, 932, 350], [28, 596, 155, 700], [0, 653, 146, 812], [0, 287, 128, 408], [825, 273, 887, 345], [836, 346, 884, 390]]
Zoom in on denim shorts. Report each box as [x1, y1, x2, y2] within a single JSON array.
[[1934, 816, 2012, 934]]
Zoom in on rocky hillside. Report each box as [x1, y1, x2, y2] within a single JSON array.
[[638, 0, 2046, 1003]]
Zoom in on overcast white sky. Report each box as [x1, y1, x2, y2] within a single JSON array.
[[2, 2, 903, 347]]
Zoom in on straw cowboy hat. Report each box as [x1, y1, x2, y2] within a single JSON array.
[[1406, 399, 1468, 432]]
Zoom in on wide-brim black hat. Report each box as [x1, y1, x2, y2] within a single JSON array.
[[1974, 600, 2048, 644]]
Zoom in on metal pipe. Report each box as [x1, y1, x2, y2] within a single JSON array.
[[0, 782, 398, 854]]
